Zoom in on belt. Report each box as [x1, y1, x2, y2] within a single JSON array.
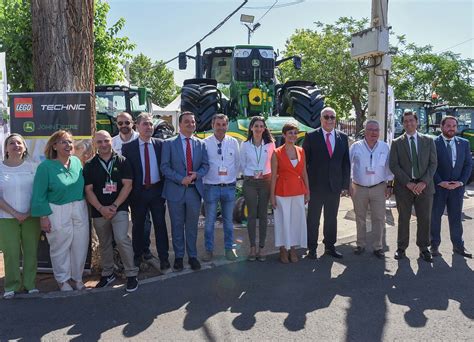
[[244, 174, 271, 180], [187, 183, 196, 188], [410, 179, 421, 183], [209, 182, 236, 187], [142, 182, 160, 190], [353, 181, 385, 188]]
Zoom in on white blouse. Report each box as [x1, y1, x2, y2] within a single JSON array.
[[240, 141, 275, 176], [0, 161, 36, 218]]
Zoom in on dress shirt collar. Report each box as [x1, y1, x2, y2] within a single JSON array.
[[180, 133, 193, 141], [322, 128, 335, 136], [406, 131, 418, 140], [139, 136, 151, 145], [441, 134, 455, 143]]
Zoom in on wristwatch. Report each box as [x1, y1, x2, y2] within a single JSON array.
[[460, 181, 464, 187]]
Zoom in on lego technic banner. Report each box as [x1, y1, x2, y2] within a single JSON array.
[[9, 91, 92, 138]]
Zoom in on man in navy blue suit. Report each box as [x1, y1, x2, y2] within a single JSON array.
[[431, 116, 472, 258], [122, 113, 170, 269]]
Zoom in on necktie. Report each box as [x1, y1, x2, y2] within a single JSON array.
[[144, 142, 151, 186], [325, 133, 333, 158], [186, 138, 193, 175], [410, 136, 420, 179], [446, 140, 453, 167]]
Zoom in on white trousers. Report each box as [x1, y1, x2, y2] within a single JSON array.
[[47, 200, 89, 283], [274, 195, 307, 249]]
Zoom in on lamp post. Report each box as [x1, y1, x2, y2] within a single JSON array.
[[240, 14, 261, 44]]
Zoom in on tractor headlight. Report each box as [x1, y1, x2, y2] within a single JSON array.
[[259, 49, 274, 58], [234, 49, 252, 58]]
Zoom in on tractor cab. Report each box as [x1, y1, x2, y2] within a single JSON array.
[[394, 100, 431, 137]]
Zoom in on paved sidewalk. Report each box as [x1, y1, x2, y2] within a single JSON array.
[[1, 187, 473, 296]]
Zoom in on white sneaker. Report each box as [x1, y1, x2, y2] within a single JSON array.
[[28, 288, 40, 294], [3, 291, 15, 299], [74, 281, 86, 291], [59, 282, 73, 292]]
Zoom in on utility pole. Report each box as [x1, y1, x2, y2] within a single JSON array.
[[367, 0, 390, 140]]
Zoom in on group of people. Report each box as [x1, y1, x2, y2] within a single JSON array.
[[0, 107, 472, 300]]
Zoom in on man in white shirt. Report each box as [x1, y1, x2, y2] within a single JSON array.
[[202, 114, 240, 261], [111, 112, 139, 156], [111, 112, 153, 261], [349, 120, 393, 258]]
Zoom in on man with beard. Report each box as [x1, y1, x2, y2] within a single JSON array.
[[430, 116, 472, 258], [84, 130, 139, 292], [111, 112, 153, 262]]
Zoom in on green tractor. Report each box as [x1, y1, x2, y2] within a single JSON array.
[[95, 84, 174, 139], [178, 44, 325, 145]]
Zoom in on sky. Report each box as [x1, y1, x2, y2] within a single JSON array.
[[107, 0, 474, 86]]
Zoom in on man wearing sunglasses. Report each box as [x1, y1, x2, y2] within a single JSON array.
[[303, 107, 350, 259], [202, 114, 240, 262], [111, 112, 154, 263]]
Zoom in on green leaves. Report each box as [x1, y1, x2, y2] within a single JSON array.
[[129, 53, 178, 107]]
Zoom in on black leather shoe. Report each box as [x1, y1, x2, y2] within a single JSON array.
[[453, 247, 472, 258], [324, 248, 343, 259], [373, 249, 385, 259], [188, 257, 201, 271], [160, 259, 171, 271], [173, 258, 184, 271], [419, 250, 433, 262], [430, 246, 442, 257], [353, 246, 365, 255], [306, 249, 317, 260], [143, 251, 153, 260], [394, 249, 406, 260]]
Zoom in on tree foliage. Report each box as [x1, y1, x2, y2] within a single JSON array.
[[280, 17, 369, 126], [391, 41, 473, 105], [0, 0, 135, 91], [129, 53, 178, 107], [0, 0, 33, 91], [94, 0, 135, 84]]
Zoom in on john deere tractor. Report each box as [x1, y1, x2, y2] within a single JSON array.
[[95, 84, 173, 139], [178, 44, 325, 145]]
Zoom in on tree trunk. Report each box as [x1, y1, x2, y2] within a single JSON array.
[[352, 95, 366, 134], [31, 0, 95, 133]]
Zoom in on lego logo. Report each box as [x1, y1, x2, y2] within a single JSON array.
[[14, 97, 34, 118], [16, 103, 32, 112]]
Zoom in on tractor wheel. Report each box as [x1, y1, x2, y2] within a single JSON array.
[[233, 196, 248, 224], [181, 78, 220, 132], [279, 80, 325, 129], [153, 119, 175, 140]]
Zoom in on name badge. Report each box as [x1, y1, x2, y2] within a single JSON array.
[[254, 170, 263, 179], [366, 166, 376, 175], [103, 181, 117, 194], [218, 166, 228, 176]]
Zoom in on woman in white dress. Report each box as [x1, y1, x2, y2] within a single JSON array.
[[270, 123, 310, 263]]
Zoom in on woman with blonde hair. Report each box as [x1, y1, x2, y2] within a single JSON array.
[[0, 134, 40, 299], [31, 130, 89, 292]]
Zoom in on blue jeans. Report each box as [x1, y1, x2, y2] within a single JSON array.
[[204, 184, 236, 251]]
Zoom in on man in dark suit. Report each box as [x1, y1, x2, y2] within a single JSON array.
[[303, 107, 350, 259], [431, 116, 472, 258], [122, 113, 170, 270], [161, 111, 209, 271], [389, 110, 437, 262]]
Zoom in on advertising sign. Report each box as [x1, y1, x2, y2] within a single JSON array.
[[9, 92, 92, 138]]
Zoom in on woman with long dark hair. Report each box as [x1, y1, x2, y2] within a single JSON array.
[[240, 116, 275, 261]]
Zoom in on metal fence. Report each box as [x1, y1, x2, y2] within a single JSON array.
[[337, 119, 357, 137]]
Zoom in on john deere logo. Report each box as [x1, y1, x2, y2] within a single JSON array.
[[252, 59, 260, 67], [23, 121, 35, 133]]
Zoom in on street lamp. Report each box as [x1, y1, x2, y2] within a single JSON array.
[[240, 14, 261, 44]]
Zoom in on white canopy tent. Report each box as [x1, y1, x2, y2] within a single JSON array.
[[155, 95, 181, 133]]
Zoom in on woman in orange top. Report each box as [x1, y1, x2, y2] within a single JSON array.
[[270, 123, 310, 263]]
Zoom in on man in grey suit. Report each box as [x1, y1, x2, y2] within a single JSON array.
[[161, 111, 209, 271], [389, 110, 437, 262]]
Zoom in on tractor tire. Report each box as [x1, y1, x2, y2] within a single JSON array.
[[153, 119, 175, 140], [278, 80, 325, 129], [233, 196, 247, 224], [181, 78, 220, 132]]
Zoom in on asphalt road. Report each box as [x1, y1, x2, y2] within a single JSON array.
[[0, 207, 472, 341]]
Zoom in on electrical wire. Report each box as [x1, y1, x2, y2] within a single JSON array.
[[256, 0, 278, 23], [244, 0, 304, 9], [434, 38, 474, 54], [164, 0, 248, 65]]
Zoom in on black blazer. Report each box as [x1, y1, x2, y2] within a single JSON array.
[[302, 127, 350, 193], [122, 137, 164, 198]]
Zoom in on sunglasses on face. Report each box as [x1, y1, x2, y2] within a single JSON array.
[[117, 121, 131, 126], [323, 115, 336, 121], [217, 142, 222, 155]]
